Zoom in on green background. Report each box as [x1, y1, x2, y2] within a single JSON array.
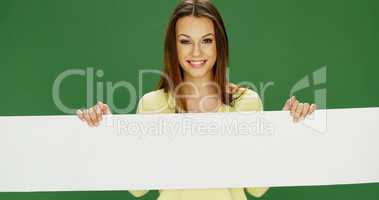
[[0, 0, 378, 199]]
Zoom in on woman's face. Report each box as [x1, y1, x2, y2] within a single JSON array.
[[176, 16, 217, 81]]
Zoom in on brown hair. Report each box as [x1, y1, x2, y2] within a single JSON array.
[[157, 0, 247, 112]]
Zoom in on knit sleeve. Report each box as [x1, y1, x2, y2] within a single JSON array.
[[233, 88, 263, 112]]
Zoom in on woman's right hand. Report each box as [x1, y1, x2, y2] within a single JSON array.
[[76, 101, 111, 127]]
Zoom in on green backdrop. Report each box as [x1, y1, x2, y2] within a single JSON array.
[[0, 0, 378, 199]]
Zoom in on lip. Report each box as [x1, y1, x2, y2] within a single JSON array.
[[186, 59, 207, 68]]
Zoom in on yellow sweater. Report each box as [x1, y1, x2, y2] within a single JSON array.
[[129, 87, 269, 200]]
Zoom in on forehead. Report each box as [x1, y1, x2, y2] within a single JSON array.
[[176, 16, 215, 37]]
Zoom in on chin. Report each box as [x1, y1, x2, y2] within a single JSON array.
[[183, 68, 213, 79], [180, 61, 215, 79]]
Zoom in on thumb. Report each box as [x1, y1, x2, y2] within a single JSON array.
[[98, 101, 111, 114]]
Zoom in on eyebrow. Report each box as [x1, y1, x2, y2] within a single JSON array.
[[178, 33, 215, 38]]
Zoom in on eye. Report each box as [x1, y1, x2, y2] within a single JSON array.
[[202, 38, 213, 44], [179, 39, 191, 45]]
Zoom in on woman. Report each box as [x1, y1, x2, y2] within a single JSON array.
[[76, 0, 316, 199]]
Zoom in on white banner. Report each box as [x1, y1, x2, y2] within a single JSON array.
[[0, 107, 378, 192]]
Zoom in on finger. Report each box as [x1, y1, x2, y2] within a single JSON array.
[[291, 100, 299, 117], [89, 107, 99, 126], [283, 99, 291, 111], [309, 104, 317, 114], [99, 101, 111, 114], [300, 103, 310, 119], [76, 109, 85, 121], [83, 109, 94, 127], [95, 104, 102, 122], [104, 104, 111, 114], [294, 103, 304, 122], [289, 96, 296, 107]]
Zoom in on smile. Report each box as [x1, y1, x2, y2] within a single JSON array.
[[186, 59, 207, 68]]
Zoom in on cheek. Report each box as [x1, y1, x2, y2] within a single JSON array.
[[176, 47, 187, 71], [177, 44, 191, 59], [203, 44, 217, 62]]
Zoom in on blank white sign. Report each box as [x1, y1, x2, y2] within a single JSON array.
[[0, 107, 378, 192]]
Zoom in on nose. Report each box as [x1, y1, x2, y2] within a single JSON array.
[[191, 42, 201, 57]]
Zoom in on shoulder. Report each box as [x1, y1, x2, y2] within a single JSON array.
[[140, 89, 167, 102], [232, 86, 263, 112], [136, 89, 172, 113]]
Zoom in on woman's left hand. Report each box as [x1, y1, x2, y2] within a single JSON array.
[[283, 96, 317, 123]]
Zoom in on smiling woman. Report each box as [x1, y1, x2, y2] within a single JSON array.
[[76, 0, 316, 199], [158, 0, 235, 113], [176, 17, 216, 73]]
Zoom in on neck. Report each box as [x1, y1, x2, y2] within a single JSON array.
[[182, 73, 218, 98]]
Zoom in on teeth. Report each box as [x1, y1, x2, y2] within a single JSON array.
[[189, 60, 205, 65]]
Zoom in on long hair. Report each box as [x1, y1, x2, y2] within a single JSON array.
[[157, 0, 247, 112]]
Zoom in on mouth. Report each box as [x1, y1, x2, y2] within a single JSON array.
[[186, 59, 207, 69]]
